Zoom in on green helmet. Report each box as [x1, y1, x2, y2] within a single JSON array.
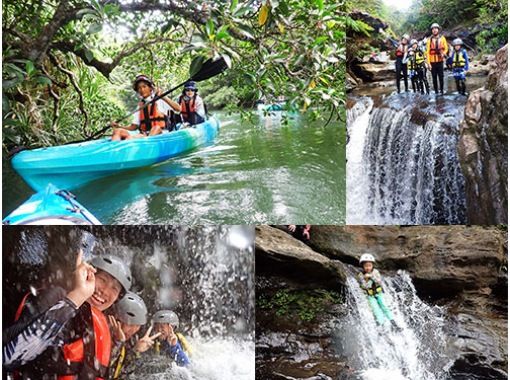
[[112, 292, 147, 325], [91, 255, 132, 292], [152, 310, 179, 328]]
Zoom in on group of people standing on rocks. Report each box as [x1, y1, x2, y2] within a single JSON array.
[[394, 22, 470, 96]]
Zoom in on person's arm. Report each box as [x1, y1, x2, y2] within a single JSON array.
[[156, 88, 181, 112], [442, 37, 449, 59], [3, 297, 79, 370], [3, 252, 96, 370], [162, 340, 190, 367], [371, 269, 383, 286], [162, 97, 181, 112]]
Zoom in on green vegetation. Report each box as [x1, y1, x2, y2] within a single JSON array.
[[257, 288, 343, 322], [3, 0, 345, 150], [403, 0, 507, 52]]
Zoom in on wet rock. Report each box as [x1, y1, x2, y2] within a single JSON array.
[[346, 71, 361, 92], [256, 273, 350, 380], [458, 44, 508, 224], [448, 289, 508, 376], [255, 226, 346, 290], [351, 61, 395, 83], [307, 225, 507, 296]]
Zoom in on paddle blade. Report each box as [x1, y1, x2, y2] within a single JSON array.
[[191, 56, 229, 82]]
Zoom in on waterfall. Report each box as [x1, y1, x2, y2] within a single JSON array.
[[3, 226, 255, 380], [339, 270, 453, 380], [347, 93, 466, 225]]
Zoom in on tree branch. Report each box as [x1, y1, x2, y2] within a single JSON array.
[[52, 36, 190, 77], [49, 53, 89, 135]]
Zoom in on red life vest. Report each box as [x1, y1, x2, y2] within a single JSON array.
[[14, 292, 111, 380], [59, 306, 111, 380], [396, 44, 407, 58], [179, 94, 198, 122], [138, 101, 166, 133]]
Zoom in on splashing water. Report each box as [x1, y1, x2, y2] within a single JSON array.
[[347, 93, 466, 225], [126, 337, 254, 380], [339, 270, 452, 380]]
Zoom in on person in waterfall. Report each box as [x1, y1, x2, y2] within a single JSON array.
[[3, 253, 132, 379], [426, 23, 449, 95], [446, 38, 469, 95], [395, 34, 410, 93], [152, 310, 192, 367], [111, 74, 181, 141], [408, 39, 430, 94], [108, 292, 161, 379], [357, 253, 401, 331]]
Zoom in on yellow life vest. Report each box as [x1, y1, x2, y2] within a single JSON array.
[[415, 50, 425, 65], [112, 345, 126, 380], [452, 51, 466, 68]]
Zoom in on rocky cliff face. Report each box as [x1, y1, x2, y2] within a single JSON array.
[[458, 44, 508, 225], [256, 225, 508, 379]]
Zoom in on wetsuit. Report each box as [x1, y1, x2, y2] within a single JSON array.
[[395, 43, 409, 93], [3, 287, 109, 379], [447, 49, 469, 95], [408, 49, 430, 94], [160, 338, 191, 367], [358, 269, 394, 325]]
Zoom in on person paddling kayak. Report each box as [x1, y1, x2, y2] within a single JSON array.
[[111, 75, 181, 141]]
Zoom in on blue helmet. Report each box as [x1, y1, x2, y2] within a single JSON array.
[[183, 81, 198, 91]]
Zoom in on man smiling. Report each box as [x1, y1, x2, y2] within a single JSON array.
[[3, 252, 132, 379]]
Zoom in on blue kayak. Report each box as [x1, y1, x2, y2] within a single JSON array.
[[11, 117, 220, 191], [3, 184, 101, 225]]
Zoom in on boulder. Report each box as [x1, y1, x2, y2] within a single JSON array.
[[351, 61, 395, 82], [307, 225, 507, 297], [458, 44, 508, 225], [255, 226, 346, 290]]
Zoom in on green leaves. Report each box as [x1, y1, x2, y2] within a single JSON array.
[[87, 23, 103, 35], [189, 55, 206, 78]]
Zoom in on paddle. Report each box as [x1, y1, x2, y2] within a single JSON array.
[[77, 56, 229, 143]]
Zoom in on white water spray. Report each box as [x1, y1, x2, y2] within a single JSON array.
[[339, 270, 452, 380]]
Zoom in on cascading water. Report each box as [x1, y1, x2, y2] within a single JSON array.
[[339, 269, 453, 380], [347, 93, 467, 225], [3, 226, 255, 380]]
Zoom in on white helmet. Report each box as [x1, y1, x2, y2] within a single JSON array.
[[410, 39, 418, 45], [430, 22, 441, 30], [402, 34, 410, 41], [359, 253, 376, 264], [453, 38, 463, 46]]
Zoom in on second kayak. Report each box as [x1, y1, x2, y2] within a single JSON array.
[[3, 184, 101, 225], [11, 117, 220, 191]]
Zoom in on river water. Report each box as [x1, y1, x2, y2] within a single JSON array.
[[3, 110, 345, 224]]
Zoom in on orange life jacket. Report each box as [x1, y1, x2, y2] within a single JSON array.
[[179, 94, 198, 122], [14, 292, 111, 380], [139, 101, 166, 133], [59, 306, 111, 380], [427, 36, 447, 63]]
